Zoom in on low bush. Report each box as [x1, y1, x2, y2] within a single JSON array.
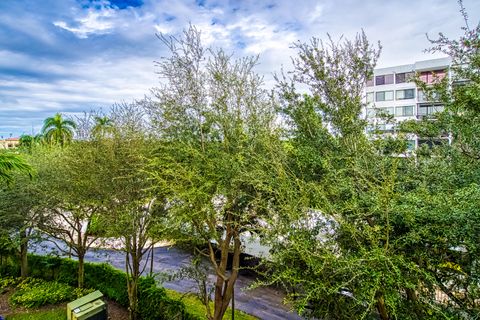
[[9, 278, 93, 308], [26, 255, 129, 306], [138, 277, 201, 320], [0, 276, 17, 293]]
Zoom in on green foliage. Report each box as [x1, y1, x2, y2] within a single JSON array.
[[267, 22, 480, 319], [0, 152, 32, 184], [0, 276, 17, 293], [147, 25, 284, 320], [41, 113, 76, 147], [137, 277, 195, 320], [27, 255, 128, 305], [6, 307, 66, 320], [9, 278, 93, 308]]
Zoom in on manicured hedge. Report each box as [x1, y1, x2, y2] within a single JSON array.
[[2, 254, 201, 320]]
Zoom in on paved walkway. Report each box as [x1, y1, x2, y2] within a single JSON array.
[[32, 242, 302, 320]]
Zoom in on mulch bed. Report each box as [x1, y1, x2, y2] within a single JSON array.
[[105, 299, 129, 320], [0, 287, 129, 320]]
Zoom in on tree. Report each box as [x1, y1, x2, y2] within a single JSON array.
[[0, 151, 34, 277], [146, 26, 282, 320], [18, 134, 34, 150], [105, 135, 159, 320], [266, 32, 440, 319], [0, 172, 42, 278], [41, 113, 76, 146], [99, 102, 164, 320], [269, 9, 480, 318], [35, 143, 111, 288]]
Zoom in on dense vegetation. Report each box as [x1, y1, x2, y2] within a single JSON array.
[[1, 7, 480, 320]]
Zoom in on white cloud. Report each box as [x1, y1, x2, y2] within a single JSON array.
[[54, 7, 116, 38]]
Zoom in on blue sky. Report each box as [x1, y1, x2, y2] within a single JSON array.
[[1, 0, 479, 137]]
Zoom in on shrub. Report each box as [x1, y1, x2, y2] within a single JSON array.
[[0, 276, 17, 293], [9, 278, 93, 308], [0, 255, 20, 278], [138, 277, 200, 320], [84, 261, 128, 306]]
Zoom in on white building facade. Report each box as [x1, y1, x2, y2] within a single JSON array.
[[365, 57, 451, 150]]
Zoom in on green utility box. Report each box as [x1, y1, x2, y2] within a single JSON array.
[[67, 290, 107, 320]]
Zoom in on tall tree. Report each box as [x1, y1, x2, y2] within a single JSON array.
[[0, 151, 35, 277], [266, 32, 434, 320], [36, 143, 110, 288], [105, 134, 159, 320], [41, 113, 76, 146], [270, 10, 480, 318], [100, 102, 163, 320], [146, 26, 282, 320], [0, 172, 42, 278]]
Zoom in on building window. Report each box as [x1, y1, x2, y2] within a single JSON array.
[[395, 72, 415, 84], [366, 78, 374, 87], [367, 107, 395, 118], [366, 92, 374, 103], [407, 140, 416, 151], [418, 105, 445, 116], [375, 74, 394, 86], [420, 70, 446, 84], [382, 107, 395, 116], [396, 89, 415, 100], [376, 91, 394, 102], [366, 107, 394, 118], [395, 105, 415, 117], [366, 108, 376, 118], [418, 138, 444, 148], [418, 89, 440, 102]]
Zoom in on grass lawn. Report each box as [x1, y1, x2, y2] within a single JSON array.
[[166, 289, 257, 320], [6, 306, 65, 320]]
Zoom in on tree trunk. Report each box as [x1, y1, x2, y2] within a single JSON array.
[[212, 223, 241, 320], [127, 278, 138, 320], [78, 253, 85, 288], [149, 243, 154, 277], [19, 229, 28, 278], [126, 239, 140, 320], [376, 294, 389, 320]]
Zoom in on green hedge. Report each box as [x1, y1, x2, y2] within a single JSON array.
[[2, 254, 201, 320]]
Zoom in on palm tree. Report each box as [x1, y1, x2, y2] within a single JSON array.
[[0, 153, 32, 184], [91, 116, 114, 139], [41, 113, 76, 147]]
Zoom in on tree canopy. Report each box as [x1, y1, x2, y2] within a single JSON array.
[[41, 113, 76, 146]]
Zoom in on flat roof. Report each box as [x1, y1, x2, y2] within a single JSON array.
[[375, 57, 451, 75]]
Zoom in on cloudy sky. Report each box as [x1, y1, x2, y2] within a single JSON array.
[[1, 0, 479, 137]]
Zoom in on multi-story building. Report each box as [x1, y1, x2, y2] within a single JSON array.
[[365, 57, 451, 150]]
